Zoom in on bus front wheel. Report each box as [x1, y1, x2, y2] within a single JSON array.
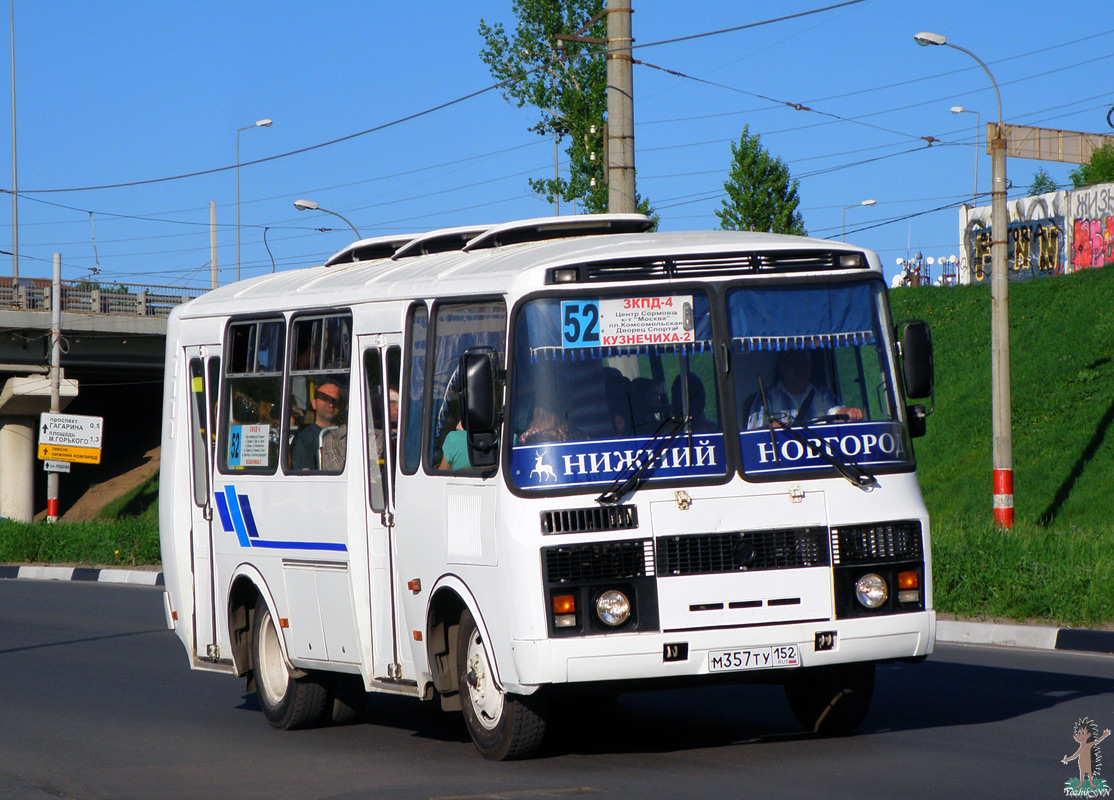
[[456, 610, 547, 760], [251, 597, 328, 729], [784, 662, 874, 735]]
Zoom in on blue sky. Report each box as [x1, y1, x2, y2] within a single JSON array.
[[3, 0, 1112, 288]]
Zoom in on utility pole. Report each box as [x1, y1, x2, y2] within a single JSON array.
[[10, 0, 18, 283], [46, 253, 61, 523], [210, 201, 218, 289], [989, 119, 1012, 527], [916, 31, 1013, 528], [606, 0, 635, 213]]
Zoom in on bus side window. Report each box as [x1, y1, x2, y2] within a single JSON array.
[[364, 348, 388, 511], [187, 358, 210, 505], [220, 319, 284, 474], [285, 313, 352, 474], [428, 300, 506, 472], [400, 305, 427, 475]]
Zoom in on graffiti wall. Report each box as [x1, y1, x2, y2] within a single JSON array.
[[1071, 183, 1114, 271], [957, 181, 1114, 284]]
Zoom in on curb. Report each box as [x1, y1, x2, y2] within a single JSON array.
[[2, 567, 1110, 656], [937, 619, 1114, 656], [0, 564, 163, 586]]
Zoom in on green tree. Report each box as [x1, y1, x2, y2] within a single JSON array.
[[478, 1, 654, 219], [716, 126, 805, 234], [1027, 168, 1058, 196], [1069, 142, 1114, 188]]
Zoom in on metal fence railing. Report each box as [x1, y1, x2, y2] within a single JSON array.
[[0, 282, 207, 318]]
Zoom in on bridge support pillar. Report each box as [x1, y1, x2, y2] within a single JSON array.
[[0, 374, 79, 522], [0, 416, 36, 521]]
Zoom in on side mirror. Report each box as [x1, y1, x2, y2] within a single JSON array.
[[897, 320, 934, 438], [898, 320, 934, 401], [460, 348, 499, 469]]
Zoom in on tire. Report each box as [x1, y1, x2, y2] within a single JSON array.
[[251, 597, 328, 730], [456, 610, 547, 760], [326, 673, 368, 726], [784, 662, 875, 735]]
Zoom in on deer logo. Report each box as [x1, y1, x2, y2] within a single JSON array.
[[529, 450, 557, 483]]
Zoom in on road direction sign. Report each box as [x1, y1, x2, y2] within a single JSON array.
[[37, 413, 104, 464]]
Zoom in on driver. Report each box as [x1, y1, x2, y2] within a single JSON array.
[[745, 349, 862, 429]]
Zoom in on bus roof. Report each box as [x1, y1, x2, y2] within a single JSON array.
[[174, 215, 880, 320]]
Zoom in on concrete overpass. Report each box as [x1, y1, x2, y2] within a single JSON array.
[[0, 280, 205, 521]]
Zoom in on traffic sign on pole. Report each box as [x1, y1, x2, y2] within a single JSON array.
[[37, 413, 104, 464]]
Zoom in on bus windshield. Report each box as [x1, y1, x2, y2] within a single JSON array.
[[509, 289, 726, 492], [728, 279, 912, 478]]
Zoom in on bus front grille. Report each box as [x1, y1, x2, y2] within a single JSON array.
[[656, 527, 830, 576], [541, 505, 639, 535], [544, 539, 654, 583], [830, 521, 922, 565]]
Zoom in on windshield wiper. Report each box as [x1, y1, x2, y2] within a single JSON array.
[[596, 414, 688, 505], [777, 417, 878, 490]]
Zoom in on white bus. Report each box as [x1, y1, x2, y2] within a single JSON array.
[[159, 214, 936, 760]]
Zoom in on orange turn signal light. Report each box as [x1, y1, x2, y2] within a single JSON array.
[[553, 594, 576, 615], [897, 571, 919, 590]]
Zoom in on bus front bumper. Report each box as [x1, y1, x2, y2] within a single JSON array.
[[506, 610, 935, 692]]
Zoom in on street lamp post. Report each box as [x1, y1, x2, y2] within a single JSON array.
[[236, 118, 273, 282], [917, 31, 1013, 528], [293, 199, 362, 240], [951, 105, 980, 208], [841, 198, 876, 241]]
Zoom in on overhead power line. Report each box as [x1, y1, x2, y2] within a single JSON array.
[[10, 0, 872, 196], [633, 0, 868, 50]]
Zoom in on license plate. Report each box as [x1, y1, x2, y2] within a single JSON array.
[[707, 644, 800, 673]]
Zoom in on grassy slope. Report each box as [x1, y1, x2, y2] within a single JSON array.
[[891, 265, 1114, 625]]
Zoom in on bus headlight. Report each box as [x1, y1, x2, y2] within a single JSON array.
[[595, 590, 631, 626], [854, 573, 888, 609]]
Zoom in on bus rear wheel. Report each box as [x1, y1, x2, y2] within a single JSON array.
[[456, 610, 547, 760], [251, 597, 328, 729], [784, 662, 874, 735]]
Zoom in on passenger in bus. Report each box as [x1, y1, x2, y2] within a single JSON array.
[[435, 397, 472, 470], [519, 397, 582, 444], [744, 349, 862, 429], [438, 419, 470, 470], [630, 377, 666, 435], [291, 381, 345, 469], [670, 374, 718, 433], [321, 423, 347, 472], [604, 369, 634, 437]]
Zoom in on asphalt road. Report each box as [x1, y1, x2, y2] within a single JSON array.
[[1, 579, 1111, 800]]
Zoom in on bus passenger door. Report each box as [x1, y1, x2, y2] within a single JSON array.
[[184, 347, 221, 662], [360, 339, 403, 680]]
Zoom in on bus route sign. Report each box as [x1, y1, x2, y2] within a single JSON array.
[[37, 413, 104, 464]]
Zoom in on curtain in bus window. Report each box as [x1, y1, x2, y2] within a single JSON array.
[[728, 282, 876, 351]]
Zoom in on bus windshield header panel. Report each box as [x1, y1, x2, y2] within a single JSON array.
[[728, 279, 912, 479], [509, 288, 727, 494]]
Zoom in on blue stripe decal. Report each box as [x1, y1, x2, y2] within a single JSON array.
[[238, 494, 260, 539], [214, 492, 233, 533], [249, 540, 348, 551], [222, 486, 251, 548], [215, 484, 347, 552]]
